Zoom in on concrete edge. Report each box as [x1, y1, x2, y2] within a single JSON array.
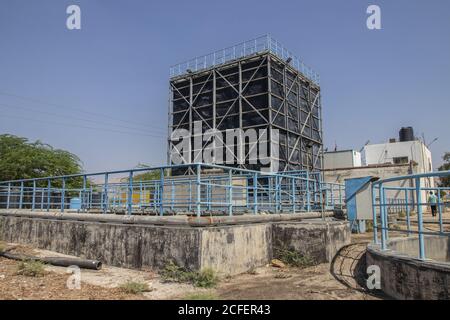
[[0, 209, 333, 227], [367, 239, 450, 272]]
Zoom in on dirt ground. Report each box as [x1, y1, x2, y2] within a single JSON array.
[[0, 236, 383, 300], [1, 214, 444, 300]]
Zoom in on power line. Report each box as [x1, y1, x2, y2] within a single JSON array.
[[0, 113, 166, 139], [0, 90, 168, 131], [0, 102, 167, 136]]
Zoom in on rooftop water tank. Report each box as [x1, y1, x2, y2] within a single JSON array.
[[399, 127, 414, 142]]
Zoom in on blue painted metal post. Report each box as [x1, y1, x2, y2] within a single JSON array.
[[32, 180, 36, 211], [127, 171, 133, 215], [379, 185, 387, 250], [41, 187, 44, 210], [61, 178, 65, 213], [292, 178, 296, 213], [196, 164, 201, 217], [47, 179, 51, 212], [61, 178, 66, 212], [82, 176, 87, 211], [6, 183, 11, 210], [103, 173, 109, 214], [415, 177, 425, 260], [171, 181, 175, 211], [153, 182, 157, 211], [437, 188, 443, 234], [19, 181, 24, 209], [228, 169, 233, 216], [253, 172, 258, 214], [405, 189, 411, 236], [188, 181, 192, 212], [306, 172, 311, 212], [89, 186, 93, 209], [331, 184, 334, 207], [207, 180, 211, 211], [159, 169, 164, 216], [139, 181, 143, 209], [275, 176, 280, 212], [371, 184, 378, 244]]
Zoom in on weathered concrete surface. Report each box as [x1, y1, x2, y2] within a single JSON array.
[[272, 221, 351, 263], [200, 224, 272, 275], [0, 211, 350, 275], [367, 237, 450, 300]]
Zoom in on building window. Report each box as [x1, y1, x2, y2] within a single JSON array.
[[393, 156, 409, 164]]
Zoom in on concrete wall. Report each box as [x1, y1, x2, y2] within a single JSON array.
[[366, 238, 450, 300], [272, 221, 351, 263], [0, 211, 350, 276]]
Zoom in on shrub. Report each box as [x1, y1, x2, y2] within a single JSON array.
[[16, 260, 46, 277], [274, 246, 315, 268], [119, 281, 151, 294], [160, 261, 219, 288], [192, 268, 219, 288]]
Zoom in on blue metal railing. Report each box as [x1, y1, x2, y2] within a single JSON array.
[[371, 170, 450, 260], [0, 163, 343, 217], [169, 35, 320, 85]]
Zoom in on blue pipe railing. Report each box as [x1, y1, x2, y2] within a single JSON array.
[[371, 170, 450, 260], [0, 163, 344, 217]]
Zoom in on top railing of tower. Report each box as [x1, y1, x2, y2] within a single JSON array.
[[169, 35, 320, 85]]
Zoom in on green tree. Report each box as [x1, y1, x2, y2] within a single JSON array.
[[0, 134, 85, 188], [438, 152, 450, 188], [127, 163, 168, 182]]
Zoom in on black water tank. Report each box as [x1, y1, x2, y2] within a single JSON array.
[[399, 127, 414, 142]]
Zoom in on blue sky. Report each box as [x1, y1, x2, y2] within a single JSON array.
[[1, 0, 449, 172]]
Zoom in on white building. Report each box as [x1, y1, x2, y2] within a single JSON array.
[[324, 150, 361, 169], [363, 140, 433, 174]]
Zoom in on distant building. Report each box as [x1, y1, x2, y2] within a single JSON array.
[[324, 150, 361, 169], [363, 127, 433, 184], [324, 127, 435, 207]]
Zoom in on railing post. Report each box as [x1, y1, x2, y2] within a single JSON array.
[[306, 172, 311, 212], [159, 168, 164, 216], [292, 178, 296, 213], [32, 180, 36, 211], [139, 181, 143, 209], [171, 180, 175, 211], [47, 179, 51, 212], [196, 164, 201, 217], [19, 181, 24, 209], [82, 176, 87, 212], [228, 169, 233, 216], [61, 178, 65, 213], [103, 173, 109, 214], [188, 180, 192, 212], [437, 188, 443, 234], [253, 172, 258, 214], [207, 180, 211, 211], [415, 177, 425, 260], [6, 183, 11, 210], [371, 184, 378, 244], [127, 171, 133, 215], [40, 186, 44, 210], [405, 189, 411, 236], [379, 185, 387, 250], [275, 176, 280, 212]]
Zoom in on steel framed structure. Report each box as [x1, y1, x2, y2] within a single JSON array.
[[168, 35, 323, 175]]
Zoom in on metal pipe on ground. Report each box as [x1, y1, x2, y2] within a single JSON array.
[[0, 251, 102, 270]]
